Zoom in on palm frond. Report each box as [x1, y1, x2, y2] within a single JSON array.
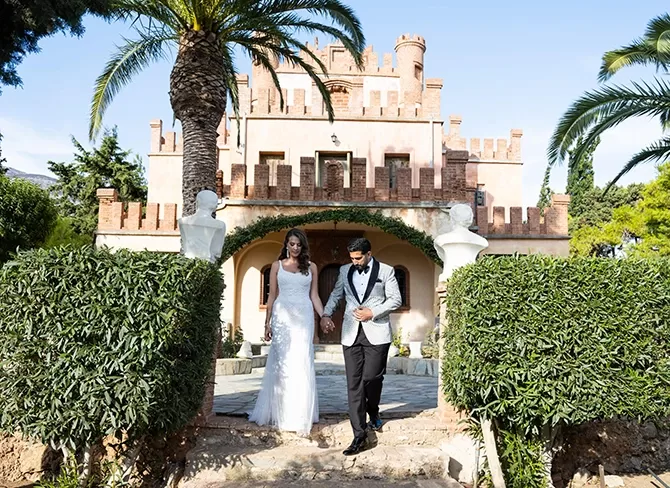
[[599, 13, 670, 81], [89, 29, 176, 140], [249, 0, 365, 65], [238, 34, 336, 121], [606, 136, 670, 190], [111, 0, 187, 30], [547, 78, 670, 166]]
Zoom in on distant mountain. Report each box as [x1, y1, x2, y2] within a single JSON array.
[[6, 167, 57, 189]]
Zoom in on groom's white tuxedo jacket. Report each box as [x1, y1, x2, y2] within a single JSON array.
[[323, 259, 402, 347]]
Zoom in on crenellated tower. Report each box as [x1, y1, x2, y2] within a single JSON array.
[[394, 34, 426, 107]]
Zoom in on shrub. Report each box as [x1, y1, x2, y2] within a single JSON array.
[[0, 246, 223, 460], [443, 255, 670, 485], [0, 175, 58, 262]]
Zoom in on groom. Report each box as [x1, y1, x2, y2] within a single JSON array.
[[321, 238, 402, 456]]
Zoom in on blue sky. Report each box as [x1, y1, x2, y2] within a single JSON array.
[[0, 0, 667, 208]]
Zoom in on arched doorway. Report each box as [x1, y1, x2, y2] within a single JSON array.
[[318, 263, 344, 343]]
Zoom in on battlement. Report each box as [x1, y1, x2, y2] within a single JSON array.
[[475, 194, 570, 236], [394, 34, 426, 50], [443, 115, 523, 162], [96, 184, 569, 238], [150, 118, 228, 154]]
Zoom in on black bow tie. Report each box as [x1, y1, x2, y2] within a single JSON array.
[[357, 266, 370, 274]]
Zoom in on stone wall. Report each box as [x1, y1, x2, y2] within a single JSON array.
[[553, 418, 670, 484]]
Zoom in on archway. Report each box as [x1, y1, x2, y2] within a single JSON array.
[[220, 208, 441, 265]]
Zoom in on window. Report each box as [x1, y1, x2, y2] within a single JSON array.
[[414, 64, 423, 82], [260, 265, 272, 307], [394, 266, 410, 311], [259, 152, 285, 186], [384, 154, 410, 189]]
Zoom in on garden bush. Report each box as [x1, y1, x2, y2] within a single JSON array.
[[0, 175, 58, 262], [0, 246, 223, 463], [443, 254, 670, 486]]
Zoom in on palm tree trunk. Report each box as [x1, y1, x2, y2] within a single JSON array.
[[170, 31, 227, 216]]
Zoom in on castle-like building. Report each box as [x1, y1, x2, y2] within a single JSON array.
[[96, 34, 569, 345]]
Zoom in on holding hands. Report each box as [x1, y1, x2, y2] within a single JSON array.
[[264, 323, 272, 342], [320, 316, 335, 334]]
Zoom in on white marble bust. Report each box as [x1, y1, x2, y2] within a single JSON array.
[[178, 190, 226, 263], [433, 203, 489, 282]]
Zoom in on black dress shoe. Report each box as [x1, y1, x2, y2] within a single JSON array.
[[342, 436, 367, 456]]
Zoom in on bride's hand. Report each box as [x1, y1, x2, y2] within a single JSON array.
[[264, 324, 272, 341]]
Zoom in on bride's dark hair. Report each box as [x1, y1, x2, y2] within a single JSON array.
[[278, 228, 311, 275]]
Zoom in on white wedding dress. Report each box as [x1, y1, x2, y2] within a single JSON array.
[[248, 261, 319, 435]]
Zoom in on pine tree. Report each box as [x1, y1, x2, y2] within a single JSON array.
[[566, 136, 599, 216], [537, 164, 554, 211]]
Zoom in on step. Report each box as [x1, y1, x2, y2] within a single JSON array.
[[205, 410, 457, 449], [183, 481, 464, 488], [179, 443, 463, 486], [184, 480, 464, 488]]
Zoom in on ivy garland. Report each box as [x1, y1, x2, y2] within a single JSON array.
[[219, 207, 441, 265]]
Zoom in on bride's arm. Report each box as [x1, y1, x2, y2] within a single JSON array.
[[264, 261, 280, 338], [309, 262, 325, 318]]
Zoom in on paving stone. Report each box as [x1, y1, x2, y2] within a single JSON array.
[[214, 369, 438, 415]]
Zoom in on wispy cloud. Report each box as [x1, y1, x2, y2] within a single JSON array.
[[0, 117, 74, 176]]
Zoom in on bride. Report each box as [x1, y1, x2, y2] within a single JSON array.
[[248, 228, 325, 435]]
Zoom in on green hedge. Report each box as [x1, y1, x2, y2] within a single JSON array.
[[0, 246, 223, 452], [443, 255, 670, 485], [443, 255, 670, 433]]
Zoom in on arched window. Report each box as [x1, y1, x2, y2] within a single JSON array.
[[260, 265, 272, 307], [393, 266, 410, 311]]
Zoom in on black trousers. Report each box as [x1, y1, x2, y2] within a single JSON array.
[[342, 324, 391, 438]]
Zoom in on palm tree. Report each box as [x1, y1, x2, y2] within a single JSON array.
[[90, 0, 365, 215], [547, 13, 670, 190]]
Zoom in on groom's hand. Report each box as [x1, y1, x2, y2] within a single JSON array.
[[353, 307, 373, 321]]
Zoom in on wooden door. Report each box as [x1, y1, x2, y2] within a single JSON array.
[[318, 263, 344, 343]]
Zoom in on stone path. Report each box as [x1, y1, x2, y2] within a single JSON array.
[[214, 361, 438, 416]]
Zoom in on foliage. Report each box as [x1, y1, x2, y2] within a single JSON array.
[[35, 458, 83, 488], [220, 208, 440, 266], [598, 13, 670, 82], [48, 127, 146, 236], [0, 175, 58, 262], [536, 164, 554, 212], [0, 0, 110, 92], [89, 0, 365, 138], [0, 132, 7, 175], [219, 326, 243, 359], [444, 254, 670, 433], [421, 326, 439, 359], [443, 254, 670, 484], [0, 246, 223, 456], [43, 217, 93, 248], [566, 135, 599, 215], [89, 0, 365, 214], [548, 14, 670, 189], [571, 163, 670, 256], [569, 183, 643, 233], [496, 428, 547, 488]]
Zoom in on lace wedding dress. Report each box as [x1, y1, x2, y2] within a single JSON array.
[[248, 261, 319, 435]]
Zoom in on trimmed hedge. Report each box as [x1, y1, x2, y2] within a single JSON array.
[[443, 255, 670, 435], [0, 246, 223, 451]]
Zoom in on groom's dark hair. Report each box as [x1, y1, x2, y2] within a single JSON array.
[[347, 238, 371, 254]]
